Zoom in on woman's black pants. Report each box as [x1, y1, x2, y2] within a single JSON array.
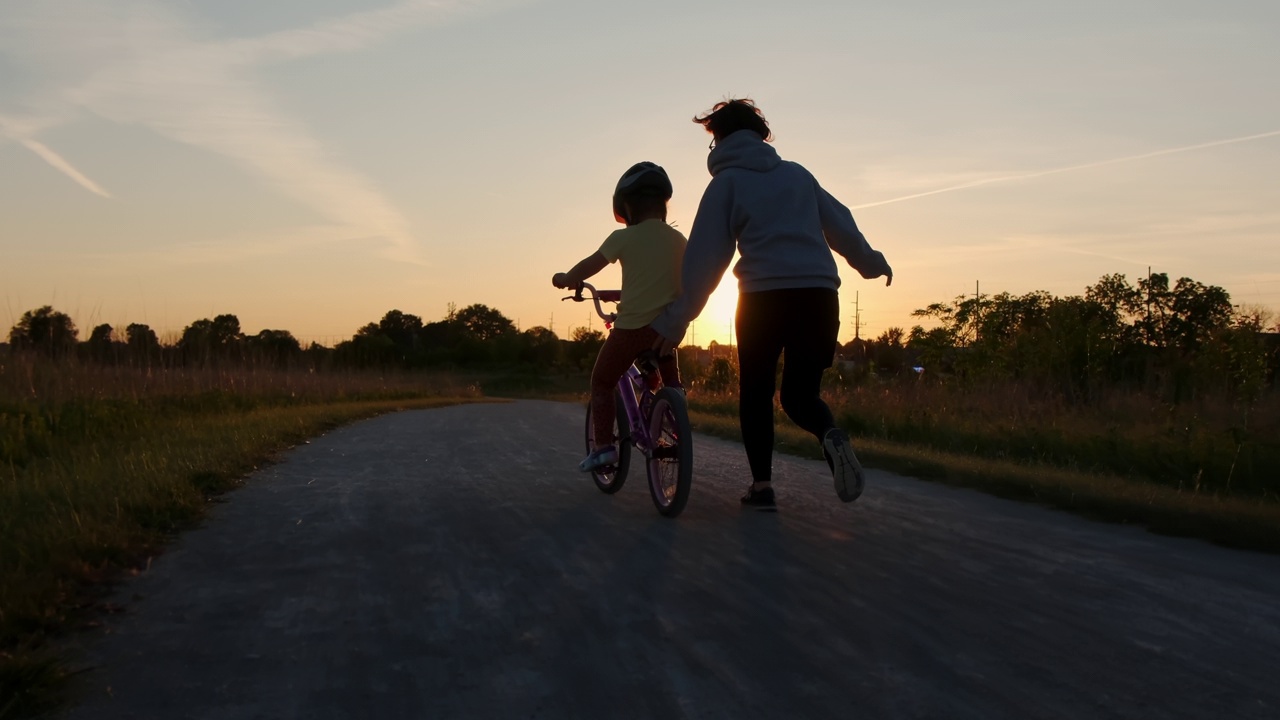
[[735, 287, 840, 484]]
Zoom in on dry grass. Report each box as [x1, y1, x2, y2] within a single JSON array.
[[4, 356, 1276, 716], [0, 356, 485, 718], [686, 386, 1280, 548], [818, 379, 1280, 499]]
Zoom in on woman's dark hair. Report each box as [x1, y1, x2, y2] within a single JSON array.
[[693, 98, 772, 142]]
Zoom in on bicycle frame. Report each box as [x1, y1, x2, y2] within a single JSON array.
[[617, 364, 657, 454], [566, 281, 659, 456]]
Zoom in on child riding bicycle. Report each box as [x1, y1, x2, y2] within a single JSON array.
[[552, 162, 685, 473]]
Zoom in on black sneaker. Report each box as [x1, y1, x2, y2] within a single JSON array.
[[740, 485, 778, 512], [823, 428, 865, 502]]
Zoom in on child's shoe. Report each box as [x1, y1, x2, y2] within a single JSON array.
[[579, 445, 619, 472]]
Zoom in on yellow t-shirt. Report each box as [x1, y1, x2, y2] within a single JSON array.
[[597, 219, 686, 330]]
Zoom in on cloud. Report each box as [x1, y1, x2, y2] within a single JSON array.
[[0, 114, 112, 197], [13, 224, 372, 271], [1, 0, 515, 266], [226, 0, 495, 64], [853, 129, 1280, 211]]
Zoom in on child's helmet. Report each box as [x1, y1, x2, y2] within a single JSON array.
[[613, 162, 673, 223]]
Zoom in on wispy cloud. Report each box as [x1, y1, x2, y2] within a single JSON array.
[[227, 0, 491, 64], [853, 129, 1280, 210], [1, 0, 513, 266], [11, 225, 370, 270], [0, 114, 112, 197]]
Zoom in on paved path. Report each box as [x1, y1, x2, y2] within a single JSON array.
[[61, 400, 1280, 719]]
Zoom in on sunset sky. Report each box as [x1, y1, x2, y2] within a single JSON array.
[[3, 0, 1278, 347]]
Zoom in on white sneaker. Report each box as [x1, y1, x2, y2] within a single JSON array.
[[822, 429, 864, 502]]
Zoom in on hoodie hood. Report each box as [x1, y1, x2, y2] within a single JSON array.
[[708, 129, 781, 176]]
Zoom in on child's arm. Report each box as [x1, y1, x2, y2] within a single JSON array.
[[552, 252, 609, 289]]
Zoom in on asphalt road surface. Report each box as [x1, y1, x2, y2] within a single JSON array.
[[61, 400, 1280, 719]]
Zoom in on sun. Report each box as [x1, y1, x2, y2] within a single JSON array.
[[688, 273, 739, 348]]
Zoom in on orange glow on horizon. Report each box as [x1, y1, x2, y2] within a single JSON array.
[[688, 275, 739, 348]]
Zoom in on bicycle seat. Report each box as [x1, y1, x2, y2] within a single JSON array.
[[597, 290, 622, 303]]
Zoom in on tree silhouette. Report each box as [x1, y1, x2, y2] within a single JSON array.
[[247, 329, 302, 366], [1167, 278, 1233, 353], [453, 304, 516, 342], [866, 327, 908, 376], [418, 319, 452, 358], [518, 326, 561, 366], [335, 323, 398, 367], [86, 323, 121, 363], [377, 310, 423, 358], [899, 271, 1264, 402], [179, 314, 243, 365], [126, 323, 160, 364], [564, 326, 605, 370], [8, 306, 78, 356]]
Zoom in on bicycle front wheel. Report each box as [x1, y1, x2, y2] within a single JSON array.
[[584, 389, 631, 494], [645, 387, 693, 517]]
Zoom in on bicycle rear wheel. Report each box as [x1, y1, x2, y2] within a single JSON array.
[[645, 387, 693, 517], [584, 389, 631, 494]]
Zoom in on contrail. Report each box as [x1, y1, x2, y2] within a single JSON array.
[[1, 0, 517, 266], [852, 128, 1280, 210], [16, 136, 112, 198], [227, 0, 499, 64], [0, 114, 112, 197]]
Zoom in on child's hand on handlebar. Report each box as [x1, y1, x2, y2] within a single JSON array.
[[552, 272, 572, 289]]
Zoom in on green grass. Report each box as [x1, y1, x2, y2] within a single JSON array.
[[818, 380, 1280, 500], [4, 360, 1278, 716], [687, 405, 1280, 553], [475, 370, 1280, 552], [0, 359, 488, 719]]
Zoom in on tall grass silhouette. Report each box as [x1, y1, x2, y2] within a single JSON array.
[[0, 356, 479, 717]]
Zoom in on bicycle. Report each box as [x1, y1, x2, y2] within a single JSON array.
[[564, 282, 694, 518]]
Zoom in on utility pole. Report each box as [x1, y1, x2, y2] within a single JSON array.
[[1146, 265, 1152, 342], [853, 291, 861, 341], [975, 280, 982, 342]]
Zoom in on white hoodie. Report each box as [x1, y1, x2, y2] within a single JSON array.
[[651, 130, 891, 344]]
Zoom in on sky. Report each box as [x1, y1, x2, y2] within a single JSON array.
[[2, 0, 1279, 347]]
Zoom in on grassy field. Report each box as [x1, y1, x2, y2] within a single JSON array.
[[821, 379, 1280, 500], [3, 361, 1278, 716], [0, 358, 485, 718], [683, 374, 1280, 549], [688, 409, 1280, 553], [473, 368, 1280, 551]]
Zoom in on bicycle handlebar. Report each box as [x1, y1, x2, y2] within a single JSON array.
[[562, 281, 618, 324]]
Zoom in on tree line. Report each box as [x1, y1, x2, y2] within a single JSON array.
[[847, 271, 1279, 404], [2, 302, 612, 372], [6, 271, 1278, 401]]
